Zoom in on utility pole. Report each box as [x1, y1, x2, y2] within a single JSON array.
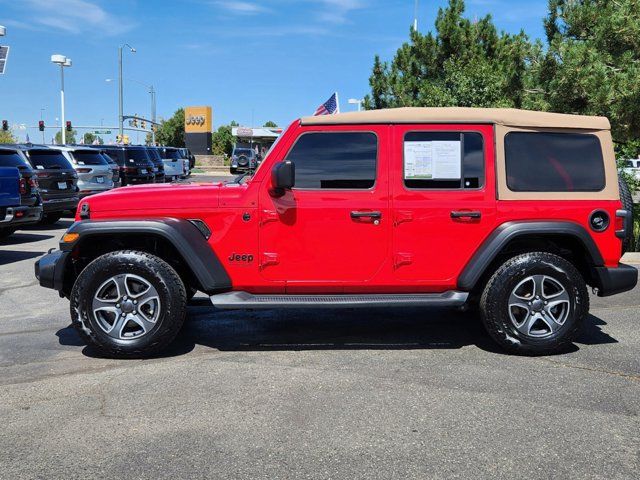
[[118, 44, 136, 139], [150, 85, 156, 145], [51, 54, 72, 144], [413, 0, 419, 32]]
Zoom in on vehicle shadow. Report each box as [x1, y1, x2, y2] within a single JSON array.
[[0, 233, 53, 246], [55, 306, 617, 359], [22, 219, 74, 231], [0, 250, 46, 266]]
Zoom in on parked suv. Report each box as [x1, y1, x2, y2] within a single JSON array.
[[56, 146, 114, 198], [101, 146, 155, 186], [230, 147, 257, 174], [143, 147, 166, 183], [0, 147, 42, 237], [35, 107, 637, 358], [157, 147, 185, 181], [180, 148, 196, 170], [16, 145, 79, 223]]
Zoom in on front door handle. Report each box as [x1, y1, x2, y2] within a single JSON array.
[[450, 211, 482, 219], [351, 211, 382, 219]]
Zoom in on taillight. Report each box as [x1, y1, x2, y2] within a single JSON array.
[[76, 168, 91, 173], [19, 177, 27, 195]]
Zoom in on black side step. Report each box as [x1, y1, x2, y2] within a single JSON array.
[[209, 291, 469, 309]]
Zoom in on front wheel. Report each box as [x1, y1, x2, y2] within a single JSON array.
[[70, 250, 187, 358], [480, 252, 588, 355]]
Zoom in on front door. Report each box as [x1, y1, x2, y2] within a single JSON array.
[[259, 126, 390, 291], [391, 124, 497, 290]]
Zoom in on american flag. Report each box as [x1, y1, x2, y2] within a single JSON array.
[[314, 92, 339, 116]]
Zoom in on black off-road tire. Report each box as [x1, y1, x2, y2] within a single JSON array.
[[0, 227, 17, 239], [40, 212, 63, 225], [480, 252, 589, 355], [70, 250, 187, 358], [618, 176, 635, 253]]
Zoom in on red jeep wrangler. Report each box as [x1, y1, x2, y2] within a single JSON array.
[[35, 108, 638, 358]]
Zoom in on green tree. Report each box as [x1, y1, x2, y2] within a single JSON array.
[[0, 130, 17, 144], [263, 121, 278, 127], [364, 0, 533, 110], [211, 121, 239, 156], [156, 108, 185, 147], [55, 129, 77, 145], [533, 0, 640, 156], [82, 132, 103, 145]]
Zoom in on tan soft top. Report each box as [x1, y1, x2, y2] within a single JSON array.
[[300, 107, 610, 130]]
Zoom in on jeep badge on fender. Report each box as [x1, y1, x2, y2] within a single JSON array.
[[34, 107, 637, 358]]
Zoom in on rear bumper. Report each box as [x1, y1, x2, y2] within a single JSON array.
[[124, 174, 155, 184], [42, 196, 79, 213], [1, 205, 43, 226], [592, 263, 638, 297], [34, 250, 69, 291]]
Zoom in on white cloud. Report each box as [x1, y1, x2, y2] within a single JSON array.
[[21, 0, 135, 35], [214, 1, 269, 15], [315, 0, 366, 24]]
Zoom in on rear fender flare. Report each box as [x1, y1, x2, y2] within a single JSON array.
[[458, 221, 604, 291]]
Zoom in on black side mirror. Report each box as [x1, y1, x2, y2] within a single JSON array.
[[270, 160, 295, 196]]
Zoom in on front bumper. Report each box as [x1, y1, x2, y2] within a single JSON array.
[[1, 205, 43, 226], [592, 263, 638, 297], [34, 249, 69, 291]]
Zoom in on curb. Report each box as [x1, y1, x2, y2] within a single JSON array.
[[621, 252, 640, 264]]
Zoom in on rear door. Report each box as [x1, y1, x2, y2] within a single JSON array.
[[391, 124, 497, 290], [258, 125, 390, 290], [26, 149, 77, 200]]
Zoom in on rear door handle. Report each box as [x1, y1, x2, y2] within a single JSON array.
[[351, 211, 382, 219], [450, 211, 481, 219]]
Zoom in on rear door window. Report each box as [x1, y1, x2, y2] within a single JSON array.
[[285, 132, 377, 189], [0, 151, 28, 168], [505, 132, 605, 192], [72, 151, 107, 166]]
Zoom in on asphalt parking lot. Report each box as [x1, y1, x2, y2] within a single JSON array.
[[0, 186, 638, 479]]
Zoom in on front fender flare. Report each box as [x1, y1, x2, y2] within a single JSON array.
[[63, 218, 231, 294]]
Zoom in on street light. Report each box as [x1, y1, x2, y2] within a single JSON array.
[[0, 25, 6, 37], [51, 54, 72, 144], [108, 75, 156, 144], [348, 98, 363, 112], [118, 44, 136, 139]]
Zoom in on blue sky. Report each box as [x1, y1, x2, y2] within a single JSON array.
[[0, 0, 548, 143]]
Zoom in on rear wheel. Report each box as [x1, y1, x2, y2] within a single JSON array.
[[0, 227, 17, 240], [618, 176, 635, 253], [480, 252, 588, 355], [70, 250, 187, 358], [40, 212, 63, 225]]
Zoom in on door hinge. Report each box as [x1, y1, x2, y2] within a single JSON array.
[[260, 209, 278, 225], [394, 210, 413, 226], [260, 252, 279, 268], [394, 252, 413, 268]]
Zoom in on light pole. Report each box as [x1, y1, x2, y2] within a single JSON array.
[[413, 0, 419, 31], [51, 54, 72, 144], [108, 75, 155, 144], [118, 44, 136, 139], [348, 98, 363, 111]]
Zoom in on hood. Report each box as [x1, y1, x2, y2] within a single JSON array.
[[77, 182, 225, 218]]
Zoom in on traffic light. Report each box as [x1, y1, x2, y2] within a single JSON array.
[[38, 121, 45, 132], [66, 121, 72, 132], [132, 118, 138, 128], [116, 135, 122, 143], [2, 120, 8, 131], [141, 120, 146, 130]]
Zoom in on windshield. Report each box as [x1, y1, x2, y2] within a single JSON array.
[[73, 151, 108, 166], [28, 150, 74, 170], [0, 151, 28, 168], [126, 149, 151, 162], [162, 149, 181, 160]]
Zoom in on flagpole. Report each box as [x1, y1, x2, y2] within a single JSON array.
[[335, 91, 340, 114]]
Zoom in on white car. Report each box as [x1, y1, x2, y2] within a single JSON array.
[[157, 147, 185, 181], [55, 146, 114, 198]]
